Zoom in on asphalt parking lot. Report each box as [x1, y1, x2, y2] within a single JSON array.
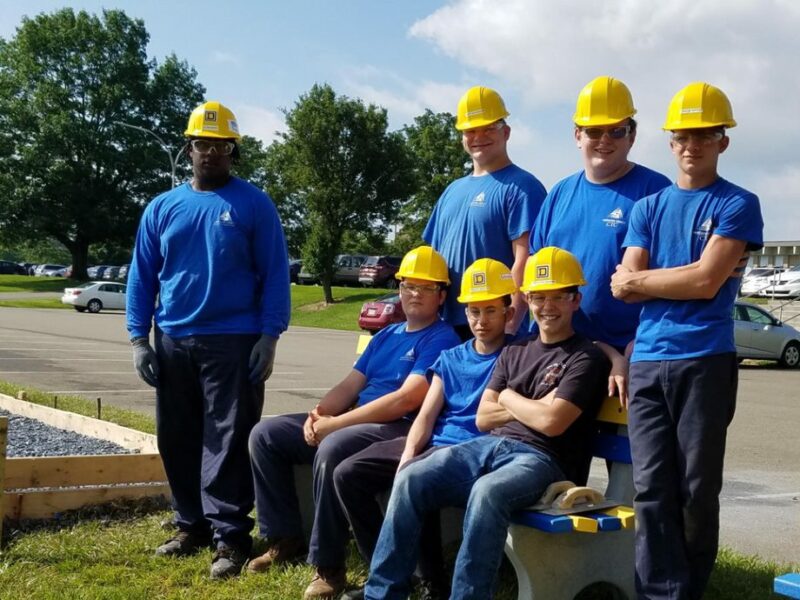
[[0, 306, 797, 564]]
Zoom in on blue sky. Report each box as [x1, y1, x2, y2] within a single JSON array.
[[2, 0, 798, 240]]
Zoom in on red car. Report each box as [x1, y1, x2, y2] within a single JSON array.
[[357, 292, 406, 333]]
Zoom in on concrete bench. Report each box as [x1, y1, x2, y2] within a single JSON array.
[[503, 396, 635, 599], [775, 573, 800, 598]]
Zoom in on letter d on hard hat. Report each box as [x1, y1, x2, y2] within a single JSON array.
[[573, 76, 636, 127], [185, 101, 241, 139], [456, 86, 510, 131], [521, 247, 586, 293]]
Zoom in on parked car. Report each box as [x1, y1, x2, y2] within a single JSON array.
[[18, 262, 36, 275], [358, 255, 403, 288], [0, 260, 27, 275], [61, 281, 127, 313], [117, 264, 130, 282], [288, 259, 302, 284], [740, 267, 784, 296], [34, 264, 67, 277], [758, 265, 800, 298], [298, 254, 367, 286], [733, 301, 800, 367], [102, 266, 121, 281], [358, 292, 406, 333]]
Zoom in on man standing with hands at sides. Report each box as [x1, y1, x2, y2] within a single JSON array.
[[530, 76, 670, 405], [423, 85, 547, 340], [611, 82, 763, 599], [126, 101, 291, 578]]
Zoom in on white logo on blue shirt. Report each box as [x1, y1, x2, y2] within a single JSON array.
[[693, 218, 713, 241], [471, 192, 486, 207], [602, 207, 626, 228], [400, 348, 416, 362], [219, 210, 234, 226]]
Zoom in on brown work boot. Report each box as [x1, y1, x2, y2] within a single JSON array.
[[303, 567, 347, 599], [246, 536, 306, 573]]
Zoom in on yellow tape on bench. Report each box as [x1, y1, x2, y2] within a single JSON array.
[[597, 396, 628, 425]]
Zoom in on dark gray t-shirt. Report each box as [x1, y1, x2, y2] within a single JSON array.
[[486, 333, 609, 484]]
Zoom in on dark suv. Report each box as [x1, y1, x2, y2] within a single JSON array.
[[359, 255, 403, 288]]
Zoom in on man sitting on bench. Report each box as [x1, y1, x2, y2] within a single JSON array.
[[365, 247, 610, 600], [247, 246, 459, 600]]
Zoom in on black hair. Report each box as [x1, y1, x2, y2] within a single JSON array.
[[628, 117, 637, 132], [501, 294, 513, 307]]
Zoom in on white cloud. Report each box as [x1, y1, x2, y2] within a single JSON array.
[[408, 0, 800, 240], [235, 104, 285, 145], [210, 51, 241, 67]]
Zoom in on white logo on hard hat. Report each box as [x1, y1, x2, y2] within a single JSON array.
[[681, 108, 703, 114], [228, 120, 239, 134]]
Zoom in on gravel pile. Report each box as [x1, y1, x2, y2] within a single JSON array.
[[0, 409, 132, 457]]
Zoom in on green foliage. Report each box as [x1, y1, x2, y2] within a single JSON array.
[[265, 84, 414, 303], [0, 8, 204, 280], [391, 110, 469, 254]]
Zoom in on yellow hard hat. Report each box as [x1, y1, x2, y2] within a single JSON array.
[[455, 86, 510, 131], [662, 82, 736, 130], [573, 76, 636, 127], [457, 258, 517, 303], [395, 246, 450, 284], [520, 247, 586, 293], [184, 101, 241, 139]]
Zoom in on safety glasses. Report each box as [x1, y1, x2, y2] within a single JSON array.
[[190, 139, 236, 155], [581, 126, 631, 140]]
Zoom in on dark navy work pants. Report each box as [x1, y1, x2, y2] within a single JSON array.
[[628, 353, 737, 600], [334, 437, 445, 581], [248, 413, 410, 568], [155, 330, 263, 551]]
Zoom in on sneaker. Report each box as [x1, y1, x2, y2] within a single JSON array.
[[154, 530, 212, 557], [247, 536, 306, 573], [339, 587, 364, 600], [303, 567, 347, 599], [210, 545, 250, 579]]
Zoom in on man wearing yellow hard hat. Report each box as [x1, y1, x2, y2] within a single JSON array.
[[611, 83, 764, 599], [367, 247, 609, 599], [126, 101, 291, 578], [247, 246, 459, 599], [530, 76, 670, 405], [335, 258, 516, 599], [423, 86, 546, 340]]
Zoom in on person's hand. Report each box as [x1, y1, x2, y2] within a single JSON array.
[[311, 414, 338, 443], [398, 447, 416, 471], [610, 265, 633, 300], [249, 335, 278, 384], [131, 337, 159, 387], [303, 409, 319, 447], [608, 354, 629, 409]]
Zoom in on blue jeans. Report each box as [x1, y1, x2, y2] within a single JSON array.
[[365, 436, 565, 600]]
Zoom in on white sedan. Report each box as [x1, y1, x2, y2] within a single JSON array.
[[61, 281, 127, 313]]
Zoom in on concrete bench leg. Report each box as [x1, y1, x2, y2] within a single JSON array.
[[505, 525, 635, 600]]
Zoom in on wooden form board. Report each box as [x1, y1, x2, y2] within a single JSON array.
[[0, 393, 157, 452], [2, 483, 171, 520], [4, 453, 167, 489], [0, 417, 6, 540]]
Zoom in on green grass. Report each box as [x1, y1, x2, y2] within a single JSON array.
[[0, 275, 80, 293], [0, 380, 795, 599], [0, 275, 385, 331]]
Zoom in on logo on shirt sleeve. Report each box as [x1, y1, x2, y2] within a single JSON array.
[[602, 207, 626, 228], [218, 210, 235, 227]]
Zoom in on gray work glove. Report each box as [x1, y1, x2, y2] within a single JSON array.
[[249, 334, 278, 384], [131, 337, 159, 387]]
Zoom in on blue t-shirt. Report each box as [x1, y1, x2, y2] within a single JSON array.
[[428, 338, 506, 446], [353, 320, 459, 409], [127, 178, 290, 339], [423, 164, 546, 327], [530, 165, 670, 348], [624, 178, 763, 361]]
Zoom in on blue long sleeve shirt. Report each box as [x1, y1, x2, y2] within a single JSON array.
[[126, 177, 290, 340]]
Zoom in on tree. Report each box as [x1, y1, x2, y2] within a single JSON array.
[[391, 110, 470, 254], [265, 84, 414, 303], [0, 9, 204, 279]]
